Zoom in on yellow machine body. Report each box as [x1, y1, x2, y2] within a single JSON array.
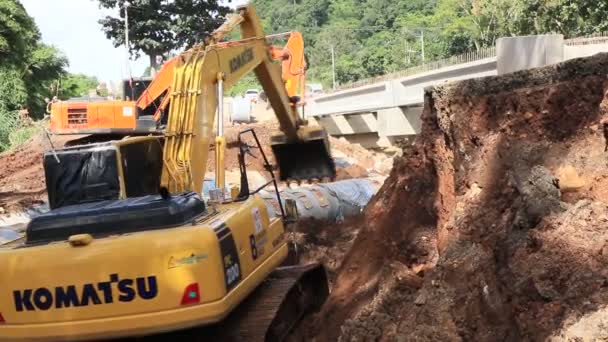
[[0, 4, 331, 341], [0, 197, 288, 341], [161, 4, 335, 192]]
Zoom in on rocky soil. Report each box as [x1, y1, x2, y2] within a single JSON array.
[[0, 133, 71, 212], [0, 122, 392, 214], [290, 53, 608, 341]]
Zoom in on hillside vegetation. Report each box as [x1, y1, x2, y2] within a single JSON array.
[[0, 1, 100, 152], [253, 0, 608, 88]]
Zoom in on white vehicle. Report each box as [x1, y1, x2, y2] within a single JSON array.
[[305, 83, 324, 98], [244, 89, 260, 103]]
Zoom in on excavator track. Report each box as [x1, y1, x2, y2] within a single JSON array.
[[144, 263, 328, 342]]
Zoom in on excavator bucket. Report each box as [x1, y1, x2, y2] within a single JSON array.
[[270, 126, 336, 181]]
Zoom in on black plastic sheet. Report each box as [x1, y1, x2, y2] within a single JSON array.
[[44, 145, 120, 209]]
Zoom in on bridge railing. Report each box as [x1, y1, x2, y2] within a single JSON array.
[[331, 46, 497, 92], [565, 33, 608, 46], [327, 34, 608, 94]]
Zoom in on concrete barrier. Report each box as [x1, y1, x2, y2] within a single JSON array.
[[308, 35, 608, 147], [309, 57, 496, 117], [496, 35, 563, 75]]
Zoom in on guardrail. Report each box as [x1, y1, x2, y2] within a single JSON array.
[[331, 46, 497, 92], [328, 34, 608, 93], [565, 33, 608, 46]]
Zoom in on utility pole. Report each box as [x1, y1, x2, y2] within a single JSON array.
[[124, 2, 131, 73], [420, 29, 425, 64], [403, 28, 407, 66], [124, 1, 133, 100], [331, 45, 336, 90]]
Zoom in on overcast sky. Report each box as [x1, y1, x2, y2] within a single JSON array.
[[20, 0, 244, 84]]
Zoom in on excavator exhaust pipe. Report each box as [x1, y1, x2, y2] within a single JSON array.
[[270, 127, 336, 182]]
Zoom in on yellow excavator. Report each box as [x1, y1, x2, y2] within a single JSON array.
[[0, 4, 333, 341]]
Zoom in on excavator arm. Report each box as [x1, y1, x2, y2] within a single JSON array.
[[135, 56, 178, 122], [269, 31, 306, 100], [161, 4, 335, 195], [136, 33, 306, 128]]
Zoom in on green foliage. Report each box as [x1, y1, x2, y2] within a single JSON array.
[[0, 109, 20, 151], [0, 66, 28, 112], [59, 74, 99, 99], [25, 44, 68, 115], [0, 110, 46, 152], [8, 120, 44, 148], [253, 0, 608, 86], [227, 74, 260, 97], [0, 0, 39, 66], [97, 0, 230, 70], [511, 0, 608, 37], [0, 0, 68, 119]]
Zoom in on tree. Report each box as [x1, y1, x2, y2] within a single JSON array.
[[97, 0, 230, 71], [25, 44, 68, 114], [248, 0, 608, 88], [0, 0, 67, 117], [0, 0, 39, 66], [59, 74, 99, 100], [0, 0, 68, 150], [513, 0, 608, 37]]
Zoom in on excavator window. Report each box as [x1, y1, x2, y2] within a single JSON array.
[[120, 139, 163, 197], [123, 78, 165, 118]]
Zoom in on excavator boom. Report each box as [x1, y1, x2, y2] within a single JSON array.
[[161, 4, 335, 194], [50, 31, 310, 136], [269, 31, 306, 100], [135, 56, 179, 122]]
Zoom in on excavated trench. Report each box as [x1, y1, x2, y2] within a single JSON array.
[[290, 53, 608, 341]]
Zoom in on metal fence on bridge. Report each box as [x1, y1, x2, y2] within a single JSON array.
[[327, 34, 608, 94], [330, 46, 497, 93]]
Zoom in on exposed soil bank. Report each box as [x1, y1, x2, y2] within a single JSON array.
[[294, 53, 608, 341]]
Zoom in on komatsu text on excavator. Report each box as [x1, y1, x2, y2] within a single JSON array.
[[0, 4, 334, 341]]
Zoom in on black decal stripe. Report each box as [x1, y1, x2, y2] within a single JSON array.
[[217, 226, 242, 292], [213, 223, 227, 233], [214, 222, 231, 240], [216, 227, 231, 240]]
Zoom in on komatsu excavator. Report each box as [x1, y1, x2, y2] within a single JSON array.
[[49, 31, 307, 135], [0, 4, 333, 341]]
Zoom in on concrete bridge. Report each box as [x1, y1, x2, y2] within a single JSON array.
[[308, 35, 608, 147]]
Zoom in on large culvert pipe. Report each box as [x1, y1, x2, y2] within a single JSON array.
[[259, 178, 376, 222]]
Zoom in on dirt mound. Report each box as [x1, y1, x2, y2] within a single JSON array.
[[293, 53, 608, 341], [0, 121, 387, 213], [220, 122, 392, 181], [294, 216, 363, 284], [219, 121, 280, 173], [0, 132, 62, 212]]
